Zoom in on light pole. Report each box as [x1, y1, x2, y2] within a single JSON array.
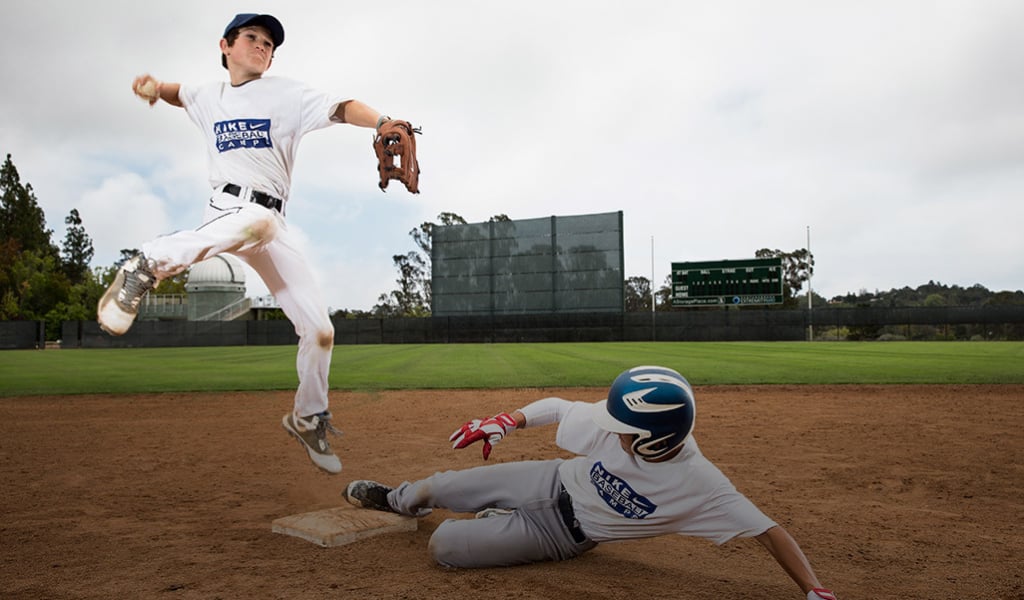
[[651, 235, 656, 341], [807, 225, 813, 342]]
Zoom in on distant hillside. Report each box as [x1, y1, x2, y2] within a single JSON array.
[[826, 281, 1024, 308]]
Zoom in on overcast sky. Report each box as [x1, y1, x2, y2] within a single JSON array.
[[2, 1, 1022, 310]]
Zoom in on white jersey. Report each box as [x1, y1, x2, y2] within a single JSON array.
[[553, 400, 777, 545], [178, 76, 348, 202]]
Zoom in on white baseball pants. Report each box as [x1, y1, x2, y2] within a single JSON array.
[[142, 188, 333, 418]]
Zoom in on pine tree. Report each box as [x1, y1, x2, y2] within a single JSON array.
[[0, 153, 72, 335], [0, 153, 56, 258], [61, 208, 95, 285]]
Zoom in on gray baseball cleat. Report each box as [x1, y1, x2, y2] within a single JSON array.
[[344, 480, 396, 513], [97, 253, 157, 336], [282, 411, 343, 474]]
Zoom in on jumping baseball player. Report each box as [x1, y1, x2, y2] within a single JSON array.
[[345, 365, 838, 599], [98, 13, 414, 474]]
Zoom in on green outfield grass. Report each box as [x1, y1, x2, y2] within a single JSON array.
[[1, 342, 1022, 396]]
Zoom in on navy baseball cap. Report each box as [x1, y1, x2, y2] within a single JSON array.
[[223, 13, 284, 48]]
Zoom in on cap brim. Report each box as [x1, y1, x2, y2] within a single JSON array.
[[592, 400, 647, 435]]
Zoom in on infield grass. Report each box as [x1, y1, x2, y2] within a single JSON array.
[[1, 341, 1022, 396]]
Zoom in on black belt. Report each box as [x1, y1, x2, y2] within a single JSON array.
[[557, 485, 587, 544], [222, 183, 283, 213]]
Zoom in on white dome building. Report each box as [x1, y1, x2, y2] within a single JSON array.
[[185, 255, 250, 321], [187, 254, 246, 288]]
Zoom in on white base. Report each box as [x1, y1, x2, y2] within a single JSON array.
[[272, 506, 417, 547]]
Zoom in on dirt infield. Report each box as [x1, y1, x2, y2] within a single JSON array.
[[2, 385, 1022, 599]]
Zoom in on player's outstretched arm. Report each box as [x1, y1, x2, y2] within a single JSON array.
[[755, 525, 837, 599], [448, 412, 519, 460], [331, 100, 387, 129], [131, 74, 182, 108], [448, 397, 571, 460]]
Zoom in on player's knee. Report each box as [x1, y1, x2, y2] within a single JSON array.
[[245, 213, 279, 244], [317, 326, 334, 350], [427, 522, 465, 568]]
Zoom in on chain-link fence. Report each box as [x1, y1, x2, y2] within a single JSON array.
[[17, 304, 1019, 348]]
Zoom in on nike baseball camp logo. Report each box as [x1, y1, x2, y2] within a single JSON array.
[[214, 119, 273, 152], [590, 461, 656, 519]]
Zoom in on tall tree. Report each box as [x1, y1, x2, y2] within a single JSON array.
[[0, 154, 56, 257], [409, 211, 470, 259], [376, 212, 510, 317], [374, 251, 430, 317], [61, 208, 95, 285], [625, 276, 653, 312], [754, 247, 814, 306], [0, 246, 70, 321], [0, 153, 71, 333], [406, 211, 468, 311]]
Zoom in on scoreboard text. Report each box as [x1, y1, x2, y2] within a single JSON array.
[[671, 258, 784, 306]]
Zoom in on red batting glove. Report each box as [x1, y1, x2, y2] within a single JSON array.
[[449, 412, 517, 460], [807, 589, 836, 600]]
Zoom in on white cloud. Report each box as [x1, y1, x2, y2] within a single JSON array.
[[2, 0, 1022, 311], [78, 173, 172, 262]]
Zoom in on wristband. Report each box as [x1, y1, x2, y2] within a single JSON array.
[[376, 115, 391, 131]]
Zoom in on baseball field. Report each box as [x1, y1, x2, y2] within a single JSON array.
[[2, 342, 1022, 599]]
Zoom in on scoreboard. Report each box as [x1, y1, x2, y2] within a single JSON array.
[[671, 258, 784, 306]]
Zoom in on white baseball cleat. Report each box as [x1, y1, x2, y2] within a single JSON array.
[[97, 254, 157, 336], [282, 411, 343, 474]]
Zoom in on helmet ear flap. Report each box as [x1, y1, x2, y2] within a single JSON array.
[[630, 435, 651, 457], [632, 432, 685, 460]]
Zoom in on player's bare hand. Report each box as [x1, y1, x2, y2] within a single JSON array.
[[449, 413, 517, 460], [132, 74, 161, 106]]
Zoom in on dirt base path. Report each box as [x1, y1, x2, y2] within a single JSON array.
[[2, 385, 1022, 599]]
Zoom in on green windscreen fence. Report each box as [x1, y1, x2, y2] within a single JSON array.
[[432, 212, 624, 316]]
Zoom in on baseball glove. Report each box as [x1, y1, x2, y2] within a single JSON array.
[[373, 119, 421, 194]]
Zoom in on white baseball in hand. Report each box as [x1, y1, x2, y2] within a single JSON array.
[[137, 80, 158, 101]]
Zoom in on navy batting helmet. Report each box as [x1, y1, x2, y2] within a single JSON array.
[[592, 366, 696, 460]]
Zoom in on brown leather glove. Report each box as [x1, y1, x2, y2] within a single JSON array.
[[373, 119, 421, 193]]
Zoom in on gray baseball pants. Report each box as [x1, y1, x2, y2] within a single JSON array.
[[387, 458, 598, 568]]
